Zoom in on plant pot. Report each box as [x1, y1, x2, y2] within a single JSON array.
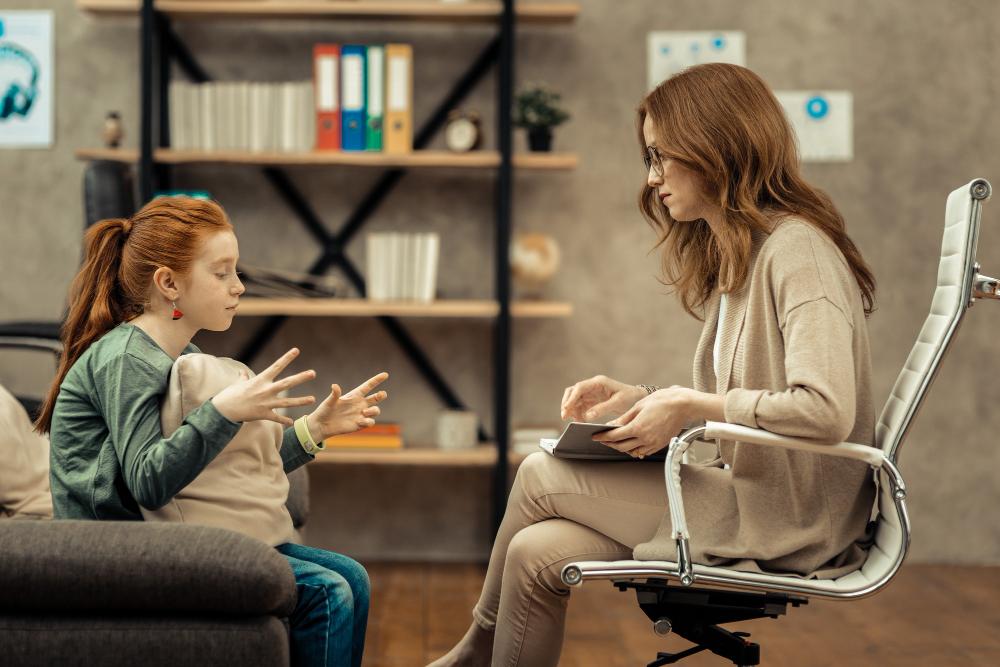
[[527, 126, 553, 152]]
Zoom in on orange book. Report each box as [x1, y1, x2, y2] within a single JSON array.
[[384, 44, 413, 154], [314, 44, 341, 150]]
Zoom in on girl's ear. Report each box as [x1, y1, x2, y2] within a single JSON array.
[[151, 266, 180, 302]]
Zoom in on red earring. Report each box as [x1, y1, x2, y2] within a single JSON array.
[[172, 301, 183, 321]]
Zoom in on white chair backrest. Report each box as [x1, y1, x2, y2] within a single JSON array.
[[875, 179, 990, 463]]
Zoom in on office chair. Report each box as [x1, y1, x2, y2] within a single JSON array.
[[0, 159, 134, 415], [561, 178, 1000, 666]]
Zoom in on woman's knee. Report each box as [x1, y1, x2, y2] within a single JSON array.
[[339, 556, 371, 608], [298, 571, 355, 617], [513, 451, 556, 496], [503, 524, 567, 595]]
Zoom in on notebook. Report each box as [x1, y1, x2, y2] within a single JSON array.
[[538, 422, 666, 462]]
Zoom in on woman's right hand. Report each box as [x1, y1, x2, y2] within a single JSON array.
[[560, 375, 645, 422], [211, 348, 317, 426]]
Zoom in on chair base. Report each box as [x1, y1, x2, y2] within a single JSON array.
[[613, 579, 808, 666]]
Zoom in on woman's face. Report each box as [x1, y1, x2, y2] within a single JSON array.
[[642, 115, 711, 223], [177, 230, 245, 332]]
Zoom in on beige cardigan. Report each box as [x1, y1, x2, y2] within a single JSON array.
[[634, 218, 876, 579]]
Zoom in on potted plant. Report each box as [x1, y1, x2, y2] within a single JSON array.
[[513, 85, 570, 152]]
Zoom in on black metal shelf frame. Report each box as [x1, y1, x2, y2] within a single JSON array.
[[137, 0, 518, 529]]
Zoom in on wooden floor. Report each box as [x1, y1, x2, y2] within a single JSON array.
[[362, 563, 999, 666]]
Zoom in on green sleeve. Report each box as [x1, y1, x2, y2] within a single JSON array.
[[281, 426, 314, 473], [99, 353, 241, 510]]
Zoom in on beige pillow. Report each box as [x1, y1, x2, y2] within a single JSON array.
[[141, 353, 295, 547], [0, 384, 53, 519]]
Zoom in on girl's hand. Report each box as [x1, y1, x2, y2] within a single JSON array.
[[211, 348, 317, 426], [306, 372, 389, 441], [592, 386, 696, 458], [560, 375, 645, 422]]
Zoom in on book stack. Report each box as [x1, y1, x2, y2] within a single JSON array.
[[168, 81, 315, 153], [314, 43, 413, 153], [512, 426, 562, 456], [323, 424, 403, 450], [366, 232, 440, 302]]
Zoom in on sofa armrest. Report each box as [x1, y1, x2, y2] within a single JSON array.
[[0, 520, 296, 616]]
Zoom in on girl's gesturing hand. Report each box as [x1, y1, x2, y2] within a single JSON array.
[[306, 372, 389, 442], [211, 348, 317, 426]]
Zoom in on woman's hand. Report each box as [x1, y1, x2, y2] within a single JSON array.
[[560, 375, 646, 422], [593, 386, 699, 458], [211, 348, 317, 426], [306, 372, 389, 442]]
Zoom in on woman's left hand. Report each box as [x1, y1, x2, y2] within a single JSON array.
[[592, 386, 695, 458], [306, 372, 389, 442]]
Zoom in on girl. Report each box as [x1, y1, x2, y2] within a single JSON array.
[[430, 63, 878, 666], [35, 196, 387, 667]]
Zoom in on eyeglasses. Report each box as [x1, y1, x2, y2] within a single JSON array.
[[643, 146, 664, 177]]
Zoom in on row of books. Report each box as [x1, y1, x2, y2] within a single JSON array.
[[366, 232, 440, 302], [165, 42, 414, 154], [323, 424, 403, 450], [168, 81, 315, 153], [315, 43, 413, 153]]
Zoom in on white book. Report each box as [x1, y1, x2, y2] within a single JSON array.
[[237, 81, 249, 152], [217, 83, 229, 151], [189, 82, 201, 151], [201, 83, 215, 152], [389, 232, 402, 301], [303, 81, 316, 152], [423, 233, 440, 302], [168, 81, 182, 149], [414, 234, 428, 302]]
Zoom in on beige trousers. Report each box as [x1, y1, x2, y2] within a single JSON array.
[[472, 452, 669, 667]]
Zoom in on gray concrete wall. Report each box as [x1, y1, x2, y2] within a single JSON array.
[[2, 0, 998, 564]]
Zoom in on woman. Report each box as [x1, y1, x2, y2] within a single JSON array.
[[429, 63, 878, 666], [35, 197, 387, 667]]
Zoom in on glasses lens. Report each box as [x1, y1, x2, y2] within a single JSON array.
[[646, 148, 662, 176]]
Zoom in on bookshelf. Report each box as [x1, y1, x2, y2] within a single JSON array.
[[75, 147, 579, 170], [76, 0, 580, 23], [76, 0, 578, 534], [233, 298, 573, 318], [311, 445, 530, 467]]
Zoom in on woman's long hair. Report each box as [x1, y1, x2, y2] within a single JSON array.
[[35, 197, 233, 433], [638, 63, 876, 319]]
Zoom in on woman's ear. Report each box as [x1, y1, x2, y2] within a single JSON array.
[[151, 266, 180, 302]]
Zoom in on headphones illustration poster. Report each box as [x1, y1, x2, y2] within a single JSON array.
[[0, 11, 53, 148]]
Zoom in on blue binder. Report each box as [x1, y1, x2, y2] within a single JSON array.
[[341, 45, 367, 151]]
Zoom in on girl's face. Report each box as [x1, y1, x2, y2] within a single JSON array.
[[642, 115, 712, 223], [177, 230, 245, 332]]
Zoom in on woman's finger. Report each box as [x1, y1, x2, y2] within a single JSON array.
[[604, 437, 642, 455], [358, 417, 376, 428], [594, 423, 632, 443], [363, 406, 381, 418], [261, 348, 300, 380], [320, 384, 343, 407]]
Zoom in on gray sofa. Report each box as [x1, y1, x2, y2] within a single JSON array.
[[0, 466, 310, 667]]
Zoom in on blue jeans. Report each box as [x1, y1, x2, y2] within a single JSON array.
[[276, 543, 370, 667]]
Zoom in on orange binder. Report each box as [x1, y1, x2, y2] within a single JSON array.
[[314, 44, 341, 150], [384, 44, 413, 154]]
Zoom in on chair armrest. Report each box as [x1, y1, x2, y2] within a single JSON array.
[[0, 321, 63, 355], [702, 421, 886, 466], [0, 520, 296, 616], [663, 421, 905, 587]]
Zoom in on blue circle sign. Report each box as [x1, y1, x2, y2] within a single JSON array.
[[805, 95, 829, 120]]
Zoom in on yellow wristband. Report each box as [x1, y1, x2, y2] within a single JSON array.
[[294, 416, 324, 453]]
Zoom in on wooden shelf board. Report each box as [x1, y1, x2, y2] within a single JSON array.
[[76, 1, 580, 23], [310, 444, 530, 466], [74, 148, 578, 171], [234, 298, 572, 318]]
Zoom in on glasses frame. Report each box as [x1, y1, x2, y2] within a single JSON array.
[[644, 146, 664, 177]]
